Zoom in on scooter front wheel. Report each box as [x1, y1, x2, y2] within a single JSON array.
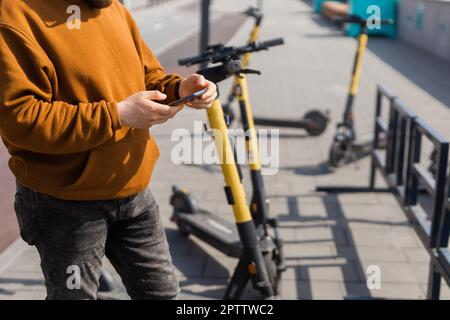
[[303, 110, 329, 136], [264, 250, 282, 297], [329, 137, 352, 168]]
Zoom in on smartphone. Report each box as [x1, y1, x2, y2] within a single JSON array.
[[168, 88, 208, 107]]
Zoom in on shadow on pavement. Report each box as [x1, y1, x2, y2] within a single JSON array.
[[276, 133, 313, 139], [278, 150, 373, 176], [0, 277, 44, 297], [165, 228, 233, 299], [0, 278, 44, 286], [279, 160, 333, 176], [273, 192, 377, 299]]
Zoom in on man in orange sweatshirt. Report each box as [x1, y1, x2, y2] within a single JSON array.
[[0, 0, 217, 299]]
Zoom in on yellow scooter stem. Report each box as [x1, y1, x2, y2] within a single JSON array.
[[207, 100, 253, 224]]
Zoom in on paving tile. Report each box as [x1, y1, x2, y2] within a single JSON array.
[[356, 261, 430, 284], [419, 281, 450, 300], [282, 243, 335, 260], [402, 247, 432, 263], [172, 256, 207, 278], [344, 282, 426, 300], [202, 255, 237, 279], [332, 245, 410, 263], [345, 227, 422, 248], [296, 280, 345, 300], [9, 290, 46, 300], [291, 258, 362, 282], [178, 277, 227, 300], [295, 226, 349, 246]]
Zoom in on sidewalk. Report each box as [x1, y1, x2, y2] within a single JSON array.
[[1, 0, 450, 299]]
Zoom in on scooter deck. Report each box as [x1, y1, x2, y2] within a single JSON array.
[[254, 117, 309, 129], [177, 210, 242, 258]]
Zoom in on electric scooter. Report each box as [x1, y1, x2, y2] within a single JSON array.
[[222, 6, 329, 136], [328, 15, 394, 167], [170, 39, 286, 299]]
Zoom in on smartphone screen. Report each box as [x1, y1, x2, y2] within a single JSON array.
[[168, 88, 208, 107]]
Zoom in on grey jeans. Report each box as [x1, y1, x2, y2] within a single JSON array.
[[14, 183, 179, 300]]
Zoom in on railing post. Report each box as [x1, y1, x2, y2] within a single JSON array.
[[394, 116, 407, 187], [427, 261, 442, 300], [405, 120, 421, 206], [436, 189, 450, 250], [369, 88, 382, 188], [430, 142, 449, 247], [385, 100, 398, 175]]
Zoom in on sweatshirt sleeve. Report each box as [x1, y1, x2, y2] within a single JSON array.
[[121, 4, 183, 103], [0, 25, 122, 155], [140, 41, 183, 103]]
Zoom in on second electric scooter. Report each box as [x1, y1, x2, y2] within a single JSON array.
[[222, 6, 329, 136], [328, 15, 393, 167], [170, 39, 286, 299]]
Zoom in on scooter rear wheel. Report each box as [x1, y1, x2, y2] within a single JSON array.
[[170, 188, 198, 237], [303, 110, 329, 136]]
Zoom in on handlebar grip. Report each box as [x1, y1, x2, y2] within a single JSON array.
[[333, 15, 362, 24], [259, 37, 285, 48], [243, 7, 262, 19]]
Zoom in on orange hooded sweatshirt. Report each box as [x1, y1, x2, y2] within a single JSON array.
[[0, 0, 182, 200]]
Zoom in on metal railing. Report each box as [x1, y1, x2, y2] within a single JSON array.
[[371, 97, 417, 204], [371, 93, 450, 300], [317, 84, 397, 193], [404, 118, 449, 248], [318, 83, 450, 299], [369, 85, 401, 190], [428, 173, 450, 299]]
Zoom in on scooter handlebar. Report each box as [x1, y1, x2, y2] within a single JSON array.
[[333, 15, 394, 26], [178, 54, 209, 67], [178, 37, 285, 67], [243, 6, 262, 19], [259, 37, 285, 49], [332, 14, 363, 24]]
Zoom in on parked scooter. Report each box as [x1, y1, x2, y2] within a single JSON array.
[[328, 14, 394, 167], [171, 39, 286, 299], [222, 6, 329, 136]]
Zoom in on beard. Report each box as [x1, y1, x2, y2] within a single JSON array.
[[83, 0, 113, 9]]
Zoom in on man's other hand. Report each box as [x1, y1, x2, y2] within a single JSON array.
[[179, 74, 217, 109], [117, 91, 182, 129]]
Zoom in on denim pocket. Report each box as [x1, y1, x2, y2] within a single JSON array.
[[14, 192, 35, 245]]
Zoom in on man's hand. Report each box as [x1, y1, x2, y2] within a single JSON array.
[[179, 74, 217, 109], [117, 91, 182, 129]]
